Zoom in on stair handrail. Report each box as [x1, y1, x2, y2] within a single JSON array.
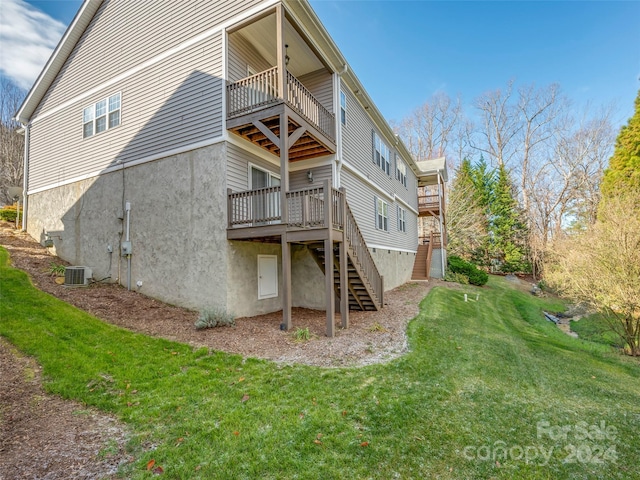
[[344, 201, 383, 306]]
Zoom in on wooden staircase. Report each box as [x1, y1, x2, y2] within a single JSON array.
[[412, 232, 442, 280], [307, 202, 383, 311], [308, 244, 379, 311]]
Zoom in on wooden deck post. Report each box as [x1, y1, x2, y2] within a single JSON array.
[[339, 187, 349, 328], [281, 232, 292, 331], [276, 5, 287, 103], [324, 180, 335, 337]]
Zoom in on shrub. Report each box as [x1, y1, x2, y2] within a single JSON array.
[[447, 255, 488, 286], [0, 208, 21, 223], [444, 271, 469, 284], [195, 307, 236, 329]]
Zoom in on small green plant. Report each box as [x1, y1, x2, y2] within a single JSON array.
[[48, 262, 66, 277], [292, 327, 311, 342], [444, 271, 470, 284], [447, 255, 488, 286], [195, 307, 236, 329], [0, 207, 21, 223], [368, 322, 387, 333]]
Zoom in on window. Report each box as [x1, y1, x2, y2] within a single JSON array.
[[82, 93, 121, 138], [340, 91, 347, 126], [375, 197, 388, 231], [373, 132, 390, 175], [397, 206, 406, 232], [396, 156, 407, 187]]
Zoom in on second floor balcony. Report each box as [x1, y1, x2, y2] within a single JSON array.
[[226, 67, 336, 162]]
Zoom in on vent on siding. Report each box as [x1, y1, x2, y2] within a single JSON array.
[[64, 266, 92, 287]]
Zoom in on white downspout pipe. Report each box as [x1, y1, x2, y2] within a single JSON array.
[[334, 64, 348, 188], [438, 170, 445, 277], [21, 123, 30, 231], [125, 201, 131, 290]]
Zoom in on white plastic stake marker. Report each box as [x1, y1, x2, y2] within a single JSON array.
[[464, 294, 468, 302]]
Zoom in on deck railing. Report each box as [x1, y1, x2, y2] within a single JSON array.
[[227, 185, 282, 226], [226, 67, 335, 142], [286, 71, 335, 141], [418, 194, 442, 211], [228, 181, 344, 230], [344, 202, 383, 306], [227, 67, 279, 118]]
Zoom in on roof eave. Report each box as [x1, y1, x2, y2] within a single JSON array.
[[14, 0, 104, 124]]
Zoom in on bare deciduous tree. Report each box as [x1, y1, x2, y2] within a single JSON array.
[[545, 195, 640, 356], [395, 92, 463, 162], [0, 79, 26, 205]]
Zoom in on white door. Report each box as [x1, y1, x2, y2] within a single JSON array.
[[257, 255, 278, 299]]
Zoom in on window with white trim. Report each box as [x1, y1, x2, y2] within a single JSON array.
[[83, 93, 121, 139], [375, 197, 388, 231], [397, 206, 407, 232], [340, 91, 347, 126], [373, 132, 390, 175], [396, 156, 407, 187]]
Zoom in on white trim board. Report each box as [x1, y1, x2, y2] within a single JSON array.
[[368, 244, 417, 254], [27, 135, 226, 195], [342, 160, 419, 215]]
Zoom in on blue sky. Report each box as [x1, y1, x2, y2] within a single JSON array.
[[2, 0, 638, 126]]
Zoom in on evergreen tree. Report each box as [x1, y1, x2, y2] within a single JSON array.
[[601, 90, 640, 197], [447, 158, 488, 261], [469, 156, 496, 266], [490, 165, 529, 272]]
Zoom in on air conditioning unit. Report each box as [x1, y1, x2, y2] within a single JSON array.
[[64, 266, 92, 286]]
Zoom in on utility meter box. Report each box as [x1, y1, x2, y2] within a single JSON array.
[[121, 241, 132, 256]]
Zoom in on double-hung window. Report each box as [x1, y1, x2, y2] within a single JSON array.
[[340, 91, 347, 126], [373, 132, 390, 175], [83, 93, 121, 138], [397, 206, 407, 232], [396, 156, 407, 187], [375, 197, 388, 231]]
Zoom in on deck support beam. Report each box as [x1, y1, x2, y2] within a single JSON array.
[[281, 232, 292, 331], [339, 187, 349, 328]]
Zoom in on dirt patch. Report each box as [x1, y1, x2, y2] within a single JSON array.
[[0, 338, 130, 480], [0, 222, 442, 367]]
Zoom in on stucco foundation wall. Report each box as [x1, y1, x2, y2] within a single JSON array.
[[370, 248, 417, 291], [27, 143, 229, 311], [430, 248, 446, 279], [226, 241, 282, 318], [291, 245, 326, 310]]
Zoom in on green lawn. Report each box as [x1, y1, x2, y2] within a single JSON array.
[[571, 314, 625, 349], [1, 246, 639, 479]]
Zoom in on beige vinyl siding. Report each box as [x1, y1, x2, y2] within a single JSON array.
[[226, 142, 280, 192], [298, 69, 333, 112], [228, 34, 272, 83], [28, 34, 223, 192], [290, 164, 332, 190], [33, 0, 264, 117], [339, 79, 418, 251]]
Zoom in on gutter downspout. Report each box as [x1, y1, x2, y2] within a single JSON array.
[[335, 64, 348, 188], [21, 123, 30, 231], [438, 170, 445, 277]]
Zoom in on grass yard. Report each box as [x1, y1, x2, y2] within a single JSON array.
[[571, 314, 625, 349], [1, 246, 639, 479]]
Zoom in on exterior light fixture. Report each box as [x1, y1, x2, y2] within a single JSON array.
[[307, 170, 313, 183], [285, 44, 290, 66]]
